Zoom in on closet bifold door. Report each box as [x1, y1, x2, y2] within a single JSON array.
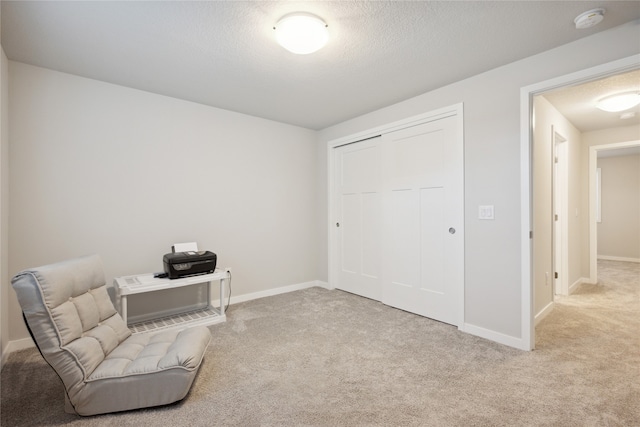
[[333, 137, 383, 302], [332, 109, 463, 327], [379, 116, 462, 326]]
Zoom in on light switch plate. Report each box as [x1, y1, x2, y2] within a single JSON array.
[[479, 205, 494, 220]]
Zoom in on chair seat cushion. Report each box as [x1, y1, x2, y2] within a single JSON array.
[[66, 325, 211, 415], [88, 326, 211, 381]]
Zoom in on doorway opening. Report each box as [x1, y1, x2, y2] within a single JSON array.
[[589, 141, 640, 281], [521, 54, 640, 350]]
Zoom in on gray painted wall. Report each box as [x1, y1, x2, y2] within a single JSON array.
[[3, 20, 640, 352], [1, 44, 8, 364], [532, 95, 583, 317], [597, 154, 640, 260], [7, 62, 319, 342], [318, 21, 640, 344]]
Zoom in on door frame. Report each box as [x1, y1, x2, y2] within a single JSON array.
[[589, 140, 640, 280], [552, 128, 569, 296], [327, 103, 465, 327], [520, 54, 640, 350]]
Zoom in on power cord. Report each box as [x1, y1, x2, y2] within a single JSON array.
[[225, 269, 232, 312]]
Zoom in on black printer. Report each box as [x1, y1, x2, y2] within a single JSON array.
[[163, 251, 217, 279]]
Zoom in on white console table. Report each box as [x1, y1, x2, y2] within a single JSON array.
[[113, 269, 229, 334]]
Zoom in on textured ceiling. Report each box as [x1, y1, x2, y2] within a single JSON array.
[[543, 69, 640, 133], [2, 1, 640, 130]]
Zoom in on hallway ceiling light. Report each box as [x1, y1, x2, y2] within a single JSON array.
[[574, 8, 605, 29], [596, 92, 640, 112], [274, 13, 328, 54]]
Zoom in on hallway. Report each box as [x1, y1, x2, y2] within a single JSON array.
[[537, 260, 639, 346]]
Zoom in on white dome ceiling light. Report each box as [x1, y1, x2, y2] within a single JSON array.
[[574, 8, 605, 29], [596, 92, 640, 112], [274, 13, 328, 55]]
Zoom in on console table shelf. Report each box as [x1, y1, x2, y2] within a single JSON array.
[[114, 269, 229, 334], [127, 306, 222, 334]]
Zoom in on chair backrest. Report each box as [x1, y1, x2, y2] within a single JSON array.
[[11, 255, 131, 394]]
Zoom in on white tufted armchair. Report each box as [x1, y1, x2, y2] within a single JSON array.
[[11, 254, 211, 416]]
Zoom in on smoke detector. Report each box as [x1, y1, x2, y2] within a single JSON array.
[[574, 8, 605, 29]]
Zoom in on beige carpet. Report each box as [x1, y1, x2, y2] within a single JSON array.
[[1, 260, 638, 426]]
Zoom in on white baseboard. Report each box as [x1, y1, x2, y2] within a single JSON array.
[[3, 280, 331, 361], [461, 323, 530, 351], [569, 277, 588, 294], [534, 301, 554, 326], [213, 280, 330, 307], [598, 255, 640, 263], [2, 336, 35, 364]]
